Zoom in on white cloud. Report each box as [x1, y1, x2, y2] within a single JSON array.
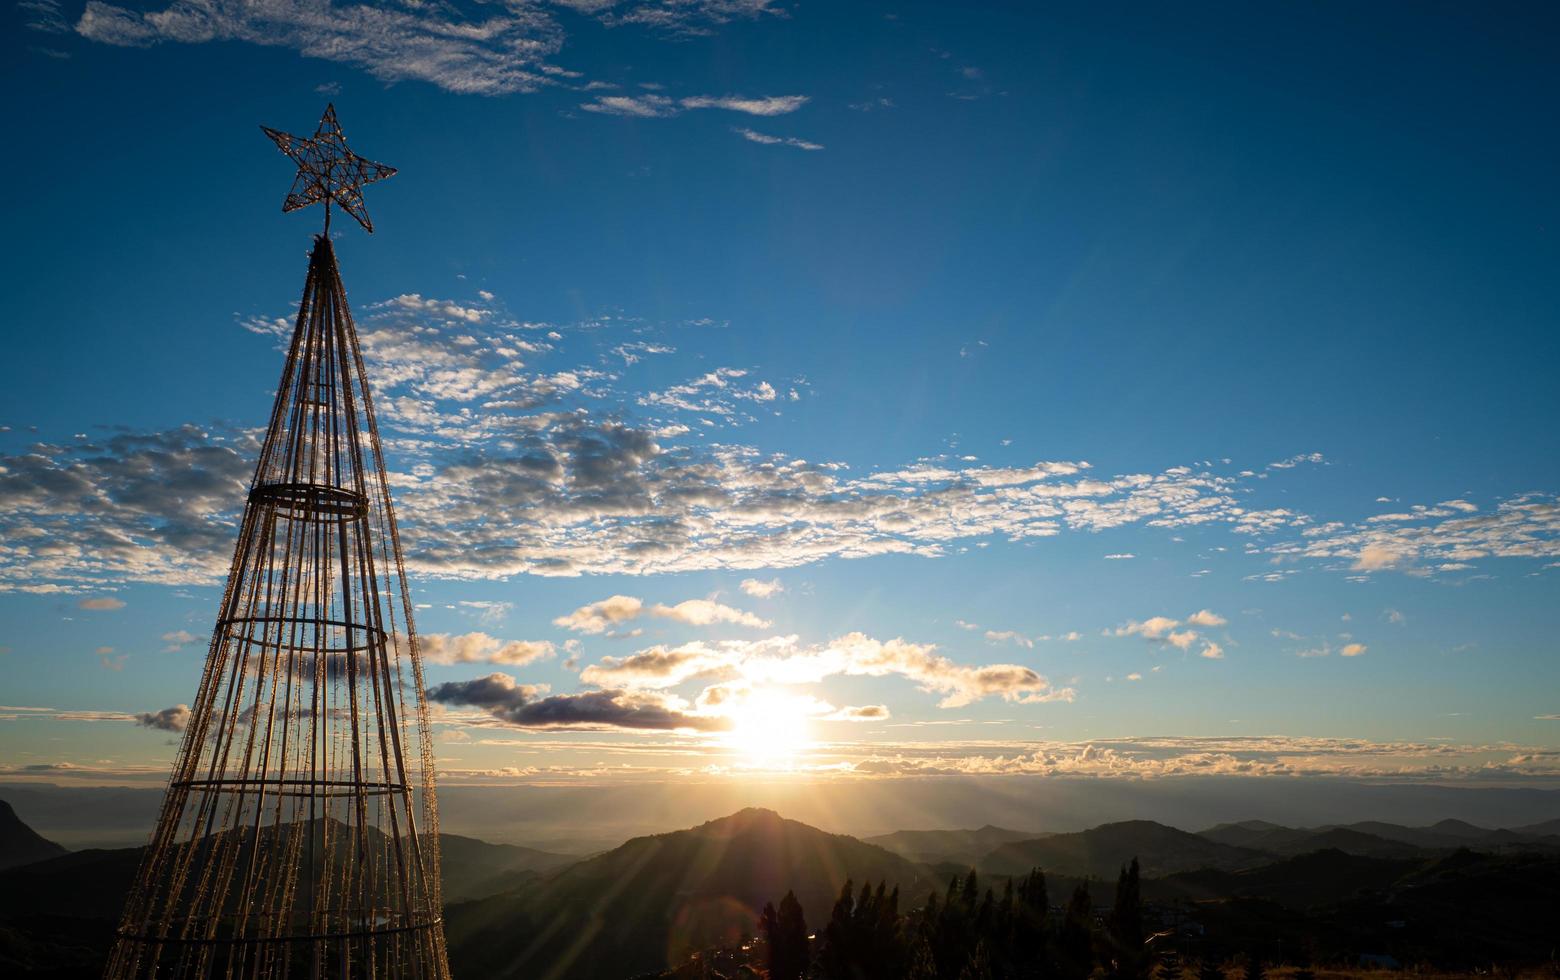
[[1200, 641, 1225, 660], [983, 630, 1033, 648], [419, 632, 555, 666], [75, 0, 784, 96], [580, 642, 738, 688], [679, 94, 808, 115], [731, 127, 824, 150], [1115, 616, 1181, 640], [9, 281, 1554, 597], [842, 735, 1560, 782], [574, 631, 1071, 710], [825, 703, 890, 721], [553, 595, 769, 634], [658, 598, 771, 628], [552, 595, 645, 634], [1340, 642, 1368, 657], [581, 93, 678, 117], [637, 367, 788, 421], [1115, 609, 1226, 655], [458, 599, 513, 624], [1268, 452, 1326, 470], [582, 92, 806, 118], [1166, 630, 1198, 650], [77, 0, 569, 96], [1279, 494, 1560, 577], [739, 577, 784, 598], [161, 629, 198, 652]]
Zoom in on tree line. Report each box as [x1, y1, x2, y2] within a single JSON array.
[[757, 860, 1273, 980]]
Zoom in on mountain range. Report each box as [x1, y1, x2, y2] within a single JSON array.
[[3, 797, 1558, 978]]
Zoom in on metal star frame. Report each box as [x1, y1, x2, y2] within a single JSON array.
[[262, 104, 397, 234]]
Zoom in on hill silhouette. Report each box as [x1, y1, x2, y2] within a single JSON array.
[[864, 824, 1039, 865], [1198, 817, 1560, 857], [980, 819, 1268, 878], [446, 807, 936, 980], [437, 833, 576, 902], [0, 799, 67, 871], [0, 816, 571, 919], [1149, 847, 1421, 908]]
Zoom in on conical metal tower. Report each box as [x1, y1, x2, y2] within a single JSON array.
[[105, 108, 452, 980]]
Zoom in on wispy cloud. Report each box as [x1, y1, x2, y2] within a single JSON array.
[[580, 0, 788, 36], [161, 630, 198, 652], [21, 0, 69, 33], [983, 630, 1033, 648], [680, 94, 807, 115], [847, 97, 895, 112], [74, 0, 784, 96], [1272, 494, 1558, 577], [76, 0, 569, 96], [580, 93, 679, 117], [732, 127, 824, 150], [581, 92, 807, 118], [553, 595, 770, 634]]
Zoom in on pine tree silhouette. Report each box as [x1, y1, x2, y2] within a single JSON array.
[[1013, 868, 1049, 977], [1107, 858, 1152, 980], [761, 890, 811, 980], [1054, 882, 1094, 980]]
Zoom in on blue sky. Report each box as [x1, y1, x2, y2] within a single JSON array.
[[2, 0, 1558, 789]]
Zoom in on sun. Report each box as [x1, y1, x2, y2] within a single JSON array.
[[724, 688, 814, 769]]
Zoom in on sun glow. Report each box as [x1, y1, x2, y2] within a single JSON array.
[[724, 689, 814, 769]]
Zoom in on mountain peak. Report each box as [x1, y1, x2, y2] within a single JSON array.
[[448, 809, 933, 980], [696, 807, 788, 835], [1428, 818, 1489, 836], [0, 798, 69, 871], [1093, 819, 1183, 834]]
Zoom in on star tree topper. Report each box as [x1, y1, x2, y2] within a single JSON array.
[[261, 104, 397, 234]]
